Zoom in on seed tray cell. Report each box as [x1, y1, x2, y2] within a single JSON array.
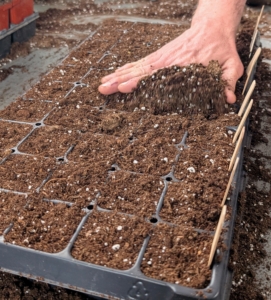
[[135, 113, 186, 140], [116, 131, 181, 176], [67, 133, 128, 164], [64, 71, 109, 107], [18, 126, 80, 158], [159, 181, 222, 231], [97, 170, 164, 218], [40, 161, 109, 206], [0, 155, 56, 193], [23, 80, 73, 101], [141, 223, 213, 289], [0, 99, 55, 123], [97, 110, 144, 137], [43, 104, 102, 132], [0, 192, 28, 235], [5, 199, 85, 253], [0, 121, 32, 160], [71, 211, 152, 270], [45, 64, 91, 83]]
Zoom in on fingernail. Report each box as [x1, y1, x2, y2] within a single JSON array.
[[119, 81, 128, 86], [101, 82, 118, 86], [100, 82, 111, 87]]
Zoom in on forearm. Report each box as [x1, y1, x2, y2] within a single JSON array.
[[192, 0, 246, 36]]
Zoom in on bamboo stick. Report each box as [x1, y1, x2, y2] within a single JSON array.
[[249, 5, 264, 55], [233, 99, 253, 143], [249, 30, 258, 57], [238, 80, 256, 117], [243, 48, 261, 95], [229, 127, 245, 171], [208, 205, 227, 267], [222, 157, 240, 207]]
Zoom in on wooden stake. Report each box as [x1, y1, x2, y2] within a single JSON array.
[[229, 127, 245, 171], [208, 205, 227, 268], [222, 157, 240, 207], [238, 80, 256, 117], [233, 100, 253, 143], [249, 30, 258, 56], [250, 5, 264, 54], [243, 48, 261, 95]]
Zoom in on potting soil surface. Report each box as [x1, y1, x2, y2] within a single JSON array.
[[0, 1, 270, 299]]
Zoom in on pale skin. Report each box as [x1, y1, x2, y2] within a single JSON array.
[[98, 0, 246, 104]]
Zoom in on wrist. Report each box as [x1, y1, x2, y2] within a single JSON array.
[[191, 0, 246, 37]]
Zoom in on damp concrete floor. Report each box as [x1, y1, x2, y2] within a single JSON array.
[[0, 1, 271, 298]]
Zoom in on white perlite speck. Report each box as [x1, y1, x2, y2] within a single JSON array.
[[187, 167, 196, 173], [117, 226, 123, 231], [133, 160, 138, 164], [112, 244, 120, 251], [154, 124, 159, 128]]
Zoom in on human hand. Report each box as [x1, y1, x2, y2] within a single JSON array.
[[98, 19, 244, 104]]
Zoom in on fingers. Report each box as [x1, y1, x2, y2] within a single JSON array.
[[118, 76, 144, 93], [98, 80, 119, 95], [99, 63, 156, 95]]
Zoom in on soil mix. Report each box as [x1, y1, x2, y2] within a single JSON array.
[[71, 211, 151, 270], [0, 2, 268, 299]]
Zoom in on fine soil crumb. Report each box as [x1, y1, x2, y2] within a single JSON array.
[[97, 170, 164, 218], [117, 131, 180, 176], [108, 61, 229, 116], [0, 99, 55, 123], [0, 192, 28, 235], [159, 181, 222, 231], [141, 223, 212, 289], [5, 198, 85, 253], [0, 121, 32, 160], [0, 155, 56, 193], [40, 161, 108, 207], [67, 133, 128, 165], [71, 211, 151, 270], [18, 125, 80, 158]]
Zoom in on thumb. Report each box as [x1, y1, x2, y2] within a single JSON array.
[[222, 60, 244, 104]]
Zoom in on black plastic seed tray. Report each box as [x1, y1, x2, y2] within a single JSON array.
[[0, 21, 259, 300], [0, 12, 38, 58]]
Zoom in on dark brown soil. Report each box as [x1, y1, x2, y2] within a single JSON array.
[[5, 198, 85, 253], [0, 121, 32, 160], [18, 125, 80, 157], [66, 133, 128, 164], [0, 192, 28, 236], [97, 170, 164, 218], [71, 211, 151, 270], [40, 160, 108, 207], [0, 1, 269, 299], [0, 99, 54, 123], [0, 155, 56, 193], [108, 61, 229, 116], [141, 223, 212, 289]]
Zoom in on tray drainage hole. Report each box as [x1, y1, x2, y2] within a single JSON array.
[[128, 136, 134, 141], [87, 204, 94, 210], [57, 157, 65, 162], [99, 106, 103, 110], [150, 217, 158, 224], [110, 166, 116, 172], [75, 82, 81, 85], [35, 122, 42, 127], [11, 148, 16, 153], [165, 177, 172, 182]]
